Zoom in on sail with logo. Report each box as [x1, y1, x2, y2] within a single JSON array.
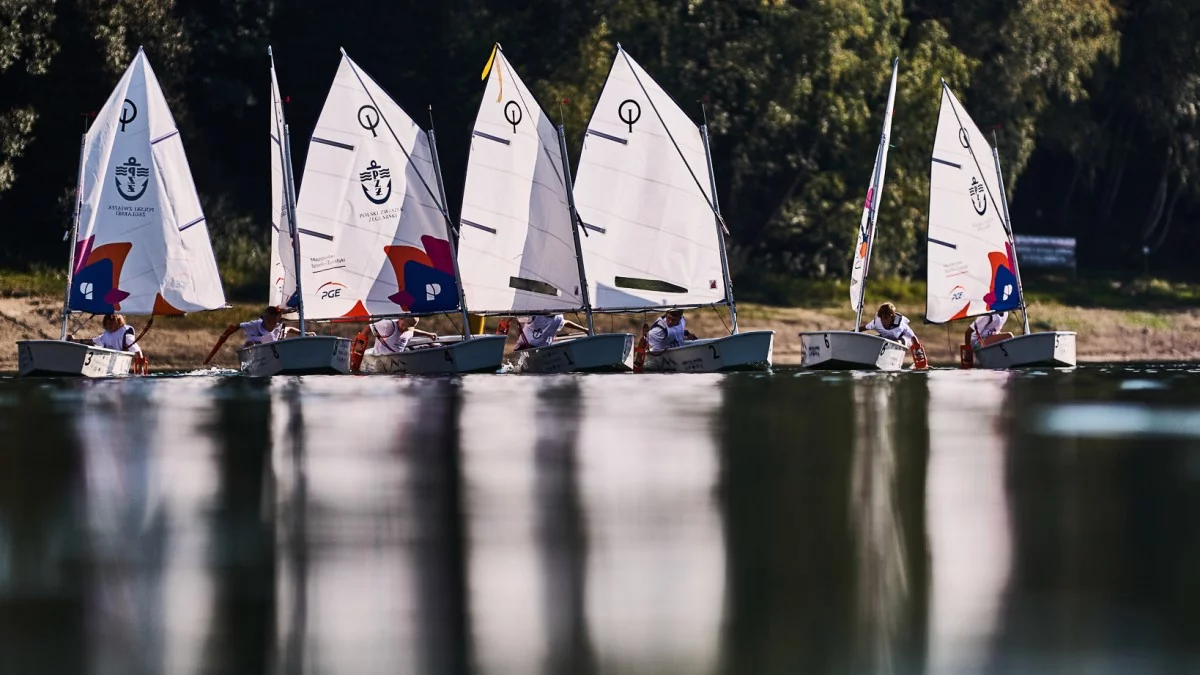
[[570, 46, 774, 371], [17, 47, 226, 377], [295, 52, 459, 322], [849, 58, 898, 314], [456, 44, 633, 373], [926, 80, 1076, 368], [304, 50, 505, 374]]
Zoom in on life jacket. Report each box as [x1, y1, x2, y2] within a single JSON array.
[[97, 325, 136, 352]]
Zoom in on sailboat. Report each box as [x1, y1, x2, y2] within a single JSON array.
[[298, 50, 506, 375], [457, 44, 634, 373], [925, 81, 1076, 368], [801, 58, 909, 371], [17, 48, 226, 377], [237, 48, 352, 377], [571, 46, 774, 372]]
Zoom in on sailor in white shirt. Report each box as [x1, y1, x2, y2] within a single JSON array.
[[646, 309, 697, 353], [369, 316, 437, 354], [859, 302, 919, 346], [88, 313, 143, 355], [965, 312, 1013, 349], [513, 314, 587, 350], [227, 306, 303, 349]]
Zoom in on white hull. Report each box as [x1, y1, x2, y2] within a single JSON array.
[[360, 334, 506, 375], [640, 331, 774, 373], [16, 340, 134, 377], [974, 331, 1076, 369], [799, 330, 907, 370], [238, 336, 351, 376], [512, 333, 635, 373]]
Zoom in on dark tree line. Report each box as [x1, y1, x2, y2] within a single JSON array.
[[0, 0, 1194, 297]]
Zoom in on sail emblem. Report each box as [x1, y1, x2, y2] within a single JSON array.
[[958, 127, 970, 149], [357, 105, 380, 137], [969, 177, 987, 215], [503, 101, 522, 132], [618, 99, 641, 132], [359, 160, 391, 204], [113, 157, 150, 201], [119, 99, 137, 132]]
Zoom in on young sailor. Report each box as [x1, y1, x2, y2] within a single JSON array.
[[78, 313, 148, 373], [859, 302, 919, 346], [229, 306, 303, 349], [646, 309, 698, 354], [368, 316, 437, 354], [513, 314, 588, 350], [965, 312, 1014, 350]]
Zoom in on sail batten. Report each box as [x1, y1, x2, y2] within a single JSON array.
[[924, 83, 1022, 324], [70, 50, 225, 317], [456, 47, 585, 315], [294, 54, 459, 322], [573, 47, 727, 311]]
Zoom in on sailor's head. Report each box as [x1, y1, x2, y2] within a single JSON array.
[[517, 316, 534, 326], [877, 302, 897, 322], [665, 309, 684, 326], [102, 313, 126, 331], [402, 316, 420, 329], [262, 306, 283, 329]]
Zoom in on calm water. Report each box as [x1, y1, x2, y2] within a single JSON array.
[[1, 365, 1199, 674]]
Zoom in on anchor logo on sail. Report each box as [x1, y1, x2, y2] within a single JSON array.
[[359, 160, 391, 204], [114, 157, 150, 201], [968, 177, 987, 216], [119, 99, 137, 132]]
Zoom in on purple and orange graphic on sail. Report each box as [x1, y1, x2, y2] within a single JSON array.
[[383, 235, 458, 313], [983, 243, 1021, 312], [69, 236, 132, 313]]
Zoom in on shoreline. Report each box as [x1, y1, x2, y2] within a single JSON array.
[[2, 294, 1199, 371]]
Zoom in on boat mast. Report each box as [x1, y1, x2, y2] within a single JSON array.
[[699, 120, 738, 334], [59, 133, 87, 340], [854, 57, 897, 333], [556, 124, 595, 335], [270, 46, 306, 333], [991, 128, 1030, 335], [427, 128, 474, 339]]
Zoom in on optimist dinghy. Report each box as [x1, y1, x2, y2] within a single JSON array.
[[801, 58, 910, 371], [457, 44, 633, 373], [18, 48, 226, 377], [572, 45, 774, 372], [925, 81, 1075, 369]]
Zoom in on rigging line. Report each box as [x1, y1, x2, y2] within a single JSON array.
[[339, 51, 456, 230], [619, 49, 724, 224], [941, 82, 1008, 238], [711, 303, 730, 334]]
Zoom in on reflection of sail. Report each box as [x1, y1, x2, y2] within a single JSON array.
[[462, 376, 596, 674], [578, 375, 726, 672], [926, 370, 1014, 673]]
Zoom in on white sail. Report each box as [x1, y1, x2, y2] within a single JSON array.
[[70, 48, 225, 316], [572, 47, 726, 311], [268, 57, 299, 310], [925, 83, 1022, 324], [457, 46, 585, 315], [849, 58, 898, 312], [295, 53, 457, 321]]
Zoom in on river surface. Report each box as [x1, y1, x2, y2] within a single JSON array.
[[1, 365, 1198, 674]]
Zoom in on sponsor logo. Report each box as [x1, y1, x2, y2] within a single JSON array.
[[950, 285, 965, 302], [69, 236, 131, 313], [317, 281, 347, 300]]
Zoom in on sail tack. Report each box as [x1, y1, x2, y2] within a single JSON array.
[[572, 47, 726, 311], [295, 53, 456, 321], [849, 58, 898, 312], [268, 57, 299, 311], [925, 83, 1022, 324], [70, 48, 225, 316], [457, 46, 585, 315]]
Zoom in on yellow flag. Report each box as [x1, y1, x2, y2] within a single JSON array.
[[480, 43, 498, 80]]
